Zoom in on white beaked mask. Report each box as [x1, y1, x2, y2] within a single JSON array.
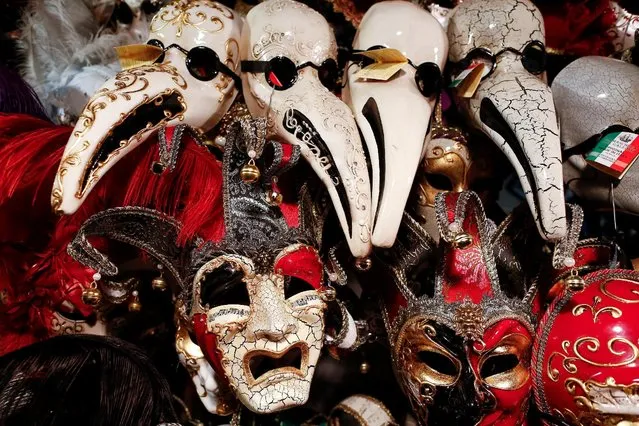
[[52, 0, 242, 215], [343, 1, 448, 248], [554, 56, 639, 214], [240, 0, 373, 259], [447, 0, 567, 241]]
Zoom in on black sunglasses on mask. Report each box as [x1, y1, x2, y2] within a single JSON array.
[[450, 40, 547, 81], [240, 56, 339, 92], [563, 124, 639, 160], [350, 45, 443, 99], [147, 39, 242, 87]]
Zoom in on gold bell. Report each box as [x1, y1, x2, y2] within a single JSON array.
[[565, 271, 585, 292], [355, 257, 372, 271], [452, 232, 473, 249], [240, 159, 260, 184], [151, 274, 167, 291], [265, 189, 283, 206], [360, 361, 370, 374], [81, 285, 102, 306], [128, 291, 142, 312]]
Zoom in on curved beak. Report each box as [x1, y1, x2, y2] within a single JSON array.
[[344, 71, 434, 248], [471, 70, 566, 240], [272, 76, 372, 257], [52, 62, 237, 215]]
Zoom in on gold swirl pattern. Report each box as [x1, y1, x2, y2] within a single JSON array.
[[175, 321, 205, 376], [50, 315, 84, 335], [51, 140, 90, 214], [548, 337, 639, 382], [601, 279, 639, 304], [74, 64, 186, 139], [215, 38, 240, 103], [150, 0, 226, 37], [572, 296, 623, 322], [78, 89, 187, 198]]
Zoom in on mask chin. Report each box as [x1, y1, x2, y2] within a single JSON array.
[[472, 74, 566, 241]]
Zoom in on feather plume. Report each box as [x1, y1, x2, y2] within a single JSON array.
[[17, 0, 149, 122]]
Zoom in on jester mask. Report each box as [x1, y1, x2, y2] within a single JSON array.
[[68, 119, 358, 415], [378, 192, 540, 426]]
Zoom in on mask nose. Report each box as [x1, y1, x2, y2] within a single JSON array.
[[245, 274, 298, 342], [474, 379, 496, 411]]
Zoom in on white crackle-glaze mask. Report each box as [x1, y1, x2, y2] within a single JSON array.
[[240, 0, 372, 258], [554, 56, 639, 214], [342, 1, 448, 248], [189, 247, 326, 414], [447, 0, 567, 241], [52, 0, 242, 215]]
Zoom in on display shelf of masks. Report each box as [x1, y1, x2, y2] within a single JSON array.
[[0, 0, 637, 425]]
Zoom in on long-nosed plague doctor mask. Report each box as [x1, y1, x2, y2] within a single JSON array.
[[447, 0, 567, 242], [342, 1, 448, 248], [240, 0, 373, 260], [52, 0, 242, 215]]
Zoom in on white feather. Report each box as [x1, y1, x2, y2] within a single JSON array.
[[18, 0, 150, 122]]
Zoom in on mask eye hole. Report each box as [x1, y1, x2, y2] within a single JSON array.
[[199, 262, 249, 308], [418, 350, 459, 376], [424, 173, 453, 191], [479, 333, 531, 390], [284, 277, 314, 299], [480, 354, 519, 378]]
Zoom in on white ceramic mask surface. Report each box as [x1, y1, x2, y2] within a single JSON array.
[[447, 0, 567, 241], [343, 1, 448, 247], [240, 0, 372, 258], [52, 0, 242, 215], [554, 56, 639, 213]]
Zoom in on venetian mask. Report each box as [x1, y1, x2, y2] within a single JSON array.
[[240, 0, 372, 259], [68, 119, 358, 415], [447, 0, 567, 241], [533, 253, 639, 425], [52, 0, 242, 215], [342, 1, 448, 248], [554, 56, 639, 214], [379, 191, 538, 425], [410, 104, 502, 240]]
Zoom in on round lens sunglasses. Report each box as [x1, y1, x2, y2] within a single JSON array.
[[241, 56, 339, 92], [147, 39, 241, 86]]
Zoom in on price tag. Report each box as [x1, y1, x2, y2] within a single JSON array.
[[353, 48, 408, 81]]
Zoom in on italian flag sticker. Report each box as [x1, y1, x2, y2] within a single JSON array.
[[586, 131, 639, 179]]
